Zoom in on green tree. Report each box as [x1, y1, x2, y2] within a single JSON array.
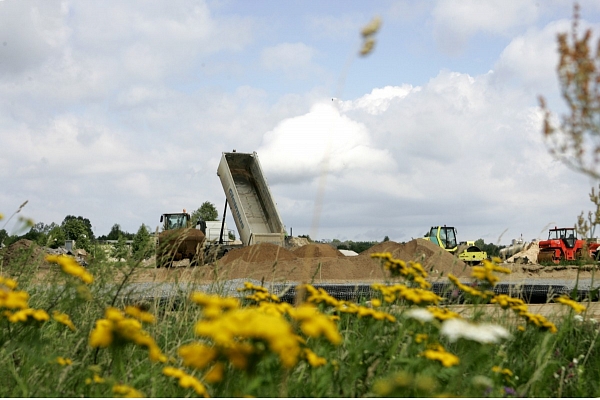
[[111, 235, 129, 260], [132, 224, 153, 260], [61, 218, 91, 252], [191, 201, 219, 224], [47, 225, 66, 249], [62, 215, 95, 241], [383, 235, 390, 242]]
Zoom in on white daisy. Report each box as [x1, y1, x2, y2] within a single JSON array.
[[441, 318, 512, 344], [404, 308, 434, 323]]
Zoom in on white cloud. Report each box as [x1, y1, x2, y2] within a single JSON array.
[[432, 0, 540, 55], [257, 102, 396, 184], [340, 85, 420, 115]]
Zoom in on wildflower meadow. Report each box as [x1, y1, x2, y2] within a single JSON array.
[[2, 218, 600, 399]]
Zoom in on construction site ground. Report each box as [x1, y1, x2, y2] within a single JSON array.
[[4, 237, 599, 287]]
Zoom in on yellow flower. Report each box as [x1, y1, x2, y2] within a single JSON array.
[[204, 362, 225, 383], [304, 348, 327, 367], [427, 306, 462, 321], [415, 333, 429, 344], [112, 384, 144, 398], [492, 365, 513, 377], [53, 310, 77, 331], [289, 304, 342, 345], [0, 276, 18, 290], [85, 374, 105, 384], [125, 306, 156, 324], [163, 366, 209, 397], [56, 357, 72, 366], [178, 342, 218, 370], [555, 296, 586, 313], [0, 213, 3, 220], [420, 345, 460, 367], [45, 255, 93, 284], [89, 319, 114, 348], [0, 288, 29, 310], [6, 308, 49, 323]]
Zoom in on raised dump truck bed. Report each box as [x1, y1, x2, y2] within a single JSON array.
[[217, 151, 285, 246]]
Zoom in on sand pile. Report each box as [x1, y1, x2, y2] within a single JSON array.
[[507, 242, 539, 264], [173, 239, 474, 284], [358, 238, 470, 278], [293, 243, 343, 258], [219, 242, 296, 265], [0, 239, 49, 272]]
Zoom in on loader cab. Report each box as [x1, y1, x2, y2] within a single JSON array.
[[160, 213, 192, 231], [427, 226, 458, 251], [548, 227, 576, 248]]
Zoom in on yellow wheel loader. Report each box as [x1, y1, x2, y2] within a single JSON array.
[[424, 225, 487, 265]]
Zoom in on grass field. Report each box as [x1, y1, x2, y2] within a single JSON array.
[[1, 246, 600, 398]]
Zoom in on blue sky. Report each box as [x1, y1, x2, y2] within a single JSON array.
[[2, 0, 600, 245]]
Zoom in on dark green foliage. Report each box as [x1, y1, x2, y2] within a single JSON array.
[[131, 224, 153, 260], [191, 201, 219, 225], [475, 239, 503, 257]]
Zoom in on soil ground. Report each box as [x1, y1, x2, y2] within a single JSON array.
[[2, 238, 598, 285]]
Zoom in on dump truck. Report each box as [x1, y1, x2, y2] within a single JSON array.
[[217, 151, 285, 247], [156, 151, 285, 267], [424, 225, 487, 265]]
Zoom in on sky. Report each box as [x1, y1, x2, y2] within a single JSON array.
[[2, 0, 600, 245]]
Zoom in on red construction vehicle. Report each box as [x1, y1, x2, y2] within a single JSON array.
[[538, 227, 600, 263]]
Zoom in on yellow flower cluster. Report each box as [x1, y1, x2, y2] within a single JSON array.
[[554, 295, 586, 313], [471, 259, 511, 286], [287, 304, 343, 345], [488, 293, 557, 332], [190, 292, 239, 319], [112, 384, 144, 398], [124, 306, 156, 323], [339, 301, 396, 322], [492, 365, 513, 377], [448, 274, 494, 299], [89, 307, 166, 362], [519, 311, 558, 333], [45, 255, 93, 284], [426, 306, 462, 321], [238, 282, 280, 303], [85, 373, 105, 385], [372, 283, 442, 305], [1, 275, 32, 314], [303, 348, 327, 367], [163, 366, 209, 397], [420, 344, 460, 368], [370, 253, 430, 289], [194, 308, 303, 368], [56, 357, 72, 366], [300, 284, 395, 322], [53, 310, 77, 331], [490, 294, 527, 313], [4, 307, 49, 323]]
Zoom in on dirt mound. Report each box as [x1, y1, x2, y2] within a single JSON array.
[[507, 242, 539, 264], [358, 239, 469, 278], [293, 243, 343, 258], [0, 239, 49, 273], [219, 242, 296, 265]]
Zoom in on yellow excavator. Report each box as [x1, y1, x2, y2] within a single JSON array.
[[424, 225, 487, 265]]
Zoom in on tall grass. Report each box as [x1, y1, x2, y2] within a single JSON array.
[[1, 238, 600, 397]]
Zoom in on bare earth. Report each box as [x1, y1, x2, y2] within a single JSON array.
[[2, 238, 598, 286]]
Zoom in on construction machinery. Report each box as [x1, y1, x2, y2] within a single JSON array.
[[217, 151, 285, 247], [537, 227, 600, 263], [424, 225, 487, 265], [156, 211, 205, 268], [156, 151, 285, 268]]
